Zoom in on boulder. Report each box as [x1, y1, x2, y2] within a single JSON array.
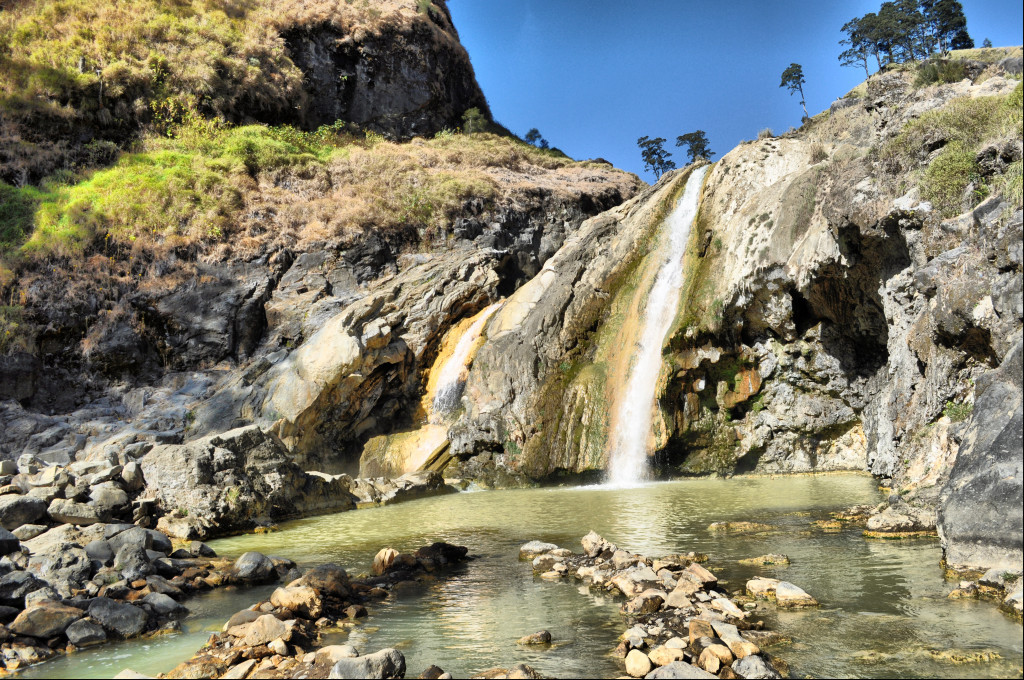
[[12, 524, 47, 541], [372, 548, 399, 576], [10, 601, 84, 638], [86, 540, 115, 567], [0, 528, 19, 556], [731, 654, 782, 679], [316, 645, 360, 664], [27, 545, 91, 596], [516, 630, 551, 645], [298, 563, 352, 597], [745, 578, 780, 599], [270, 586, 323, 618], [114, 544, 153, 582], [0, 570, 42, 606], [233, 614, 293, 647], [0, 495, 47, 530], [88, 597, 149, 638], [625, 649, 653, 677], [519, 541, 559, 559], [328, 648, 406, 679], [644, 661, 717, 678], [232, 551, 275, 583], [65, 618, 107, 647], [648, 645, 687, 666], [774, 581, 818, 608], [142, 592, 187, 617], [582, 530, 616, 557], [47, 498, 103, 525]]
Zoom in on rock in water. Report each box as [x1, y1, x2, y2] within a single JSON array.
[[66, 619, 107, 647], [88, 597, 149, 638], [329, 648, 406, 679], [519, 540, 559, 559], [372, 548, 399, 576], [774, 581, 818, 607], [516, 630, 552, 645], [645, 661, 718, 678], [233, 551, 275, 582]]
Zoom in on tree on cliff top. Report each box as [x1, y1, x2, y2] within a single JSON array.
[[780, 63, 809, 121], [525, 128, 549, 149], [637, 136, 676, 179], [675, 131, 715, 164]]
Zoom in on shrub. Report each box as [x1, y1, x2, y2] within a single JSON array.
[[758, 128, 774, 140], [809, 143, 828, 163], [461, 107, 487, 134], [921, 141, 981, 216], [943, 400, 973, 423], [915, 60, 968, 88]]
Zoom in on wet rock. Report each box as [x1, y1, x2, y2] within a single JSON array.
[[774, 581, 818, 607], [88, 597, 149, 638], [732, 654, 782, 679], [622, 591, 665, 615], [745, 578, 780, 599], [864, 504, 936, 537], [626, 648, 654, 677], [270, 585, 323, 618], [519, 541, 559, 559], [9, 601, 84, 638], [419, 666, 447, 680], [66, 618, 107, 647], [329, 647, 406, 679], [142, 592, 187, 617], [516, 630, 551, 645], [712, 622, 760, 658], [0, 495, 47, 530], [232, 551, 275, 583]]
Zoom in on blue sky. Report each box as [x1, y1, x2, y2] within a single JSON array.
[[448, 0, 1024, 181]]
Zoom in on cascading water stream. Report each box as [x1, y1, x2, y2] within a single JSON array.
[[430, 302, 502, 421], [607, 165, 709, 487]]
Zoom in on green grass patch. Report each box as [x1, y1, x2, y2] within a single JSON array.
[[943, 400, 973, 423]]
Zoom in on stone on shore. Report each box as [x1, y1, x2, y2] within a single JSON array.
[[774, 581, 818, 607], [316, 645, 360, 664], [582, 530, 616, 558], [373, 548, 400, 575], [10, 601, 84, 638], [732, 654, 783, 679], [644, 661, 717, 678], [625, 649, 653, 677], [329, 648, 406, 679], [88, 597, 149, 638], [66, 618, 108, 647], [648, 645, 687, 666], [0, 495, 47, 530], [0, 527, 20, 555]]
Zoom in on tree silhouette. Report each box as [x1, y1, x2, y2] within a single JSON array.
[[780, 63, 808, 121], [675, 131, 715, 164], [524, 128, 549, 149], [637, 136, 676, 178]]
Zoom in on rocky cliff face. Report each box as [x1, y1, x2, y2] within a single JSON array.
[[449, 61, 1022, 571]]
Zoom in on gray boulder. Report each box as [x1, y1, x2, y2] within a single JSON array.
[[108, 527, 151, 553], [66, 618, 107, 647], [329, 648, 406, 679], [732, 655, 783, 679], [27, 545, 91, 596], [88, 597, 149, 638], [0, 495, 47, 530], [938, 340, 1024, 571], [114, 544, 153, 582], [0, 570, 42, 606], [233, 551, 275, 583], [85, 540, 115, 567], [0, 528, 19, 556], [47, 498, 103, 525], [644, 661, 717, 679], [142, 592, 187, 617]]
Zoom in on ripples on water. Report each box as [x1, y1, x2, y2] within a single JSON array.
[[21, 475, 1024, 679]]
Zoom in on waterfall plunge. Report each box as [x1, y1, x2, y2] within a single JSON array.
[[607, 166, 709, 487]]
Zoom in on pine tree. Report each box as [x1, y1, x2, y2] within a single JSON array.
[[637, 136, 676, 178], [675, 131, 715, 164], [780, 63, 808, 121]]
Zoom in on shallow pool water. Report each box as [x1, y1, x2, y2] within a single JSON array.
[[22, 474, 1024, 678]]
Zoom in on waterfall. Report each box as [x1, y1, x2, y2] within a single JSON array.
[[607, 166, 709, 487], [430, 302, 502, 419]]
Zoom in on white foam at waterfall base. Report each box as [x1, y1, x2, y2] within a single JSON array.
[[430, 302, 501, 419], [607, 165, 709, 487]]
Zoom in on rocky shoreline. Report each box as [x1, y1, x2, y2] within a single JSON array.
[[519, 532, 805, 679]]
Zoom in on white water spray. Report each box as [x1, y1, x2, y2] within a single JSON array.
[[430, 302, 501, 419], [607, 166, 709, 487]]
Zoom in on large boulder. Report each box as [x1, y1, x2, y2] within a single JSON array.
[[88, 597, 149, 638], [938, 340, 1024, 571], [232, 552, 276, 583], [141, 426, 317, 539], [0, 495, 47, 530], [328, 648, 406, 679], [10, 601, 83, 638]]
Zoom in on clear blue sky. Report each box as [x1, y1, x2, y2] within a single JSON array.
[[448, 0, 1024, 181]]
